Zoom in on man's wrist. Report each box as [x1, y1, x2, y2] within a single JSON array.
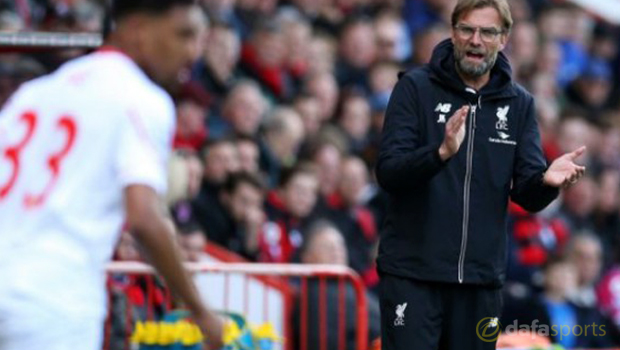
[[438, 144, 451, 162]]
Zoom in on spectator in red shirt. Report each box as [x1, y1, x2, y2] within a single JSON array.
[[173, 81, 211, 152], [259, 163, 319, 263]]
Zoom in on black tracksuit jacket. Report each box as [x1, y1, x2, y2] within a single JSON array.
[[375, 39, 559, 287]]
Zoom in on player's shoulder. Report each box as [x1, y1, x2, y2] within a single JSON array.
[[62, 51, 175, 116], [92, 52, 174, 111]]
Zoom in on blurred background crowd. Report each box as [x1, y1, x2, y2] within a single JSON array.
[[3, 0, 620, 348]]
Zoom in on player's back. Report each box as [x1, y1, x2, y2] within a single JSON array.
[[0, 50, 174, 319]]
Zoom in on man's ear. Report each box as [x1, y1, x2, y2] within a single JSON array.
[[498, 32, 509, 51]]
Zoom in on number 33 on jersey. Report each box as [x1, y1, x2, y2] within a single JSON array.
[[0, 108, 77, 209]]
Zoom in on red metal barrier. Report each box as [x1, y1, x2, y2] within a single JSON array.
[[103, 262, 369, 350]]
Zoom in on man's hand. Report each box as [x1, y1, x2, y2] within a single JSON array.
[[124, 185, 225, 350], [195, 309, 225, 350], [543, 146, 587, 188], [438, 105, 470, 161]]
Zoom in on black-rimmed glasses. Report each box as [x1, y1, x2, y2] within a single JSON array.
[[454, 24, 504, 43]]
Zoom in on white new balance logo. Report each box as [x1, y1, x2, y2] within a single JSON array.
[[435, 103, 451, 124], [394, 302, 407, 326], [435, 103, 452, 113]]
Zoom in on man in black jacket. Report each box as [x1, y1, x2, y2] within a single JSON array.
[[375, 0, 586, 349]]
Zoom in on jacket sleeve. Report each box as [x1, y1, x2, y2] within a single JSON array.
[[375, 74, 447, 193], [509, 97, 559, 212]]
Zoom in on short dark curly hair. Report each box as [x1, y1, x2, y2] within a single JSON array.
[[109, 0, 197, 21], [103, 0, 199, 38]]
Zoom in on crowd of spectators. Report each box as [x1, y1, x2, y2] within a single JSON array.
[[3, 0, 620, 348]]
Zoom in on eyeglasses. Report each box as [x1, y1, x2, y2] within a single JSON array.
[[454, 24, 504, 43]]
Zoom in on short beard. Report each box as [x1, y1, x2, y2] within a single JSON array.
[[454, 50, 497, 78]]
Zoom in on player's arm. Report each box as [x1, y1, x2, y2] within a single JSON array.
[[124, 184, 224, 350]]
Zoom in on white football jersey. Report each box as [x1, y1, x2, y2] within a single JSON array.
[[0, 49, 175, 320]]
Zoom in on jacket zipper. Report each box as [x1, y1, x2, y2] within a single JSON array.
[[458, 103, 477, 283]]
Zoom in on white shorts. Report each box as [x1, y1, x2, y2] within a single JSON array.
[[0, 307, 103, 350]]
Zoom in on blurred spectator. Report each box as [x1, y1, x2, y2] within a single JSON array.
[[506, 202, 569, 287], [309, 139, 346, 202], [168, 150, 204, 229], [342, 154, 387, 229], [293, 220, 381, 350], [565, 58, 614, 116], [337, 90, 372, 155], [521, 258, 615, 348], [212, 79, 268, 138], [535, 39, 563, 81], [373, 10, 411, 63], [235, 0, 279, 28], [307, 32, 338, 75], [201, 137, 240, 186], [173, 81, 211, 151], [70, 0, 103, 32], [293, 93, 322, 140], [106, 231, 142, 350], [177, 220, 209, 262], [409, 23, 450, 67], [364, 61, 399, 164], [259, 106, 305, 187], [507, 0, 532, 23], [322, 156, 379, 284], [0, 8, 25, 30], [592, 169, 620, 256], [192, 138, 240, 241], [367, 62, 399, 107], [335, 17, 376, 90], [167, 150, 202, 206], [239, 17, 293, 101], [507, 21, 539, 83], [192, 20, 241, 105], [259, 163, 319, 263], [403, 0, 454, 42], [535, 98, 562, 161], [597, 249, 620, 335], [566, 233, 604, 308], [202, 0, 245, 36], [235, 135, 261, 174], [304, 71, 340, 122], [555, 115, 596, 166], [594, 125, 620, 170], [107, 231, 170, 349], [278, 8, 312, 89], [198, 171, 266, 258], [552, 174, 599, 234], [590, 24, 618, 63], [534, 259, 580, 348], [114, 230, 142, 263], [30, 2, 101, 71], [537, 4, 587, 87]]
